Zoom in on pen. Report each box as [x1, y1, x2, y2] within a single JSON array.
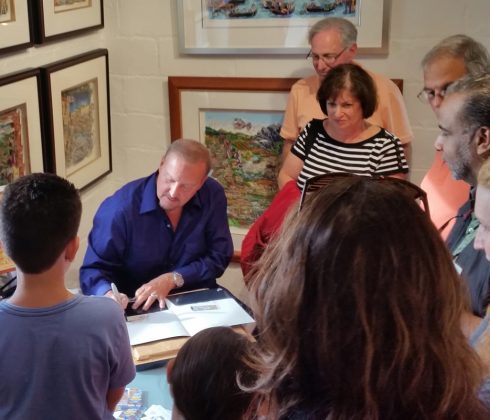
[[111, 282, 122, 304], [111, 283, 128, 321]]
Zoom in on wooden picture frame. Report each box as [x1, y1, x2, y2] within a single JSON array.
[[177, 0, 389, 55], [168, 75, 403, 262], [168, 76, 297, 261], [0, 0, 33, 55], [0, 68, 45, 187], [41, 48, 112, 190], [32, 0, 103, 43]]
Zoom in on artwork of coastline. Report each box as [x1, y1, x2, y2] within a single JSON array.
[[206, 0, 356, 20], [204, 110, 283, 229]]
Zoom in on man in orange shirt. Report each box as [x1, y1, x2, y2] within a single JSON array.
[[419, 35, 489, 236], [280, 17, 413, 164]]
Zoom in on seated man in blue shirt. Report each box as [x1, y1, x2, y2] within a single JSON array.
[[80, 139, 234, 311]]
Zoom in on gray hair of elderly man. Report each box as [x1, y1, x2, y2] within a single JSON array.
[[421, 34, 490, 76], [308, 17, 357, 47], [446, 73, 490, 133]]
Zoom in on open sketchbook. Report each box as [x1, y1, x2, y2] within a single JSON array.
[[126, 288, 255, 346]]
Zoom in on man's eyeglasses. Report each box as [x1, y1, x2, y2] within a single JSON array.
[[299, 172, 430, 218], [306, 47, 347, 65], [417, 82, 454, 104]]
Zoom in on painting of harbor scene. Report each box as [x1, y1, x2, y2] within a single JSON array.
[[204, 110, 283, 230], [206, 0, 356, 20]]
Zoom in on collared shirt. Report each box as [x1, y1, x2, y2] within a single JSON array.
[[279, 66, 413, 145], [447, 188, 490, 317], [80, 172, 233, 297]]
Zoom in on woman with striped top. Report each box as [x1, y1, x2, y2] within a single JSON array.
[[278, 63, 409, 190], [241, 64, 409, 275]]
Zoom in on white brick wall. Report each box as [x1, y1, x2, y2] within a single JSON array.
[[1, 0, 489, 294]]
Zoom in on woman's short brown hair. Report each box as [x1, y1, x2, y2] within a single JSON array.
[[317, 63, 378, 118]]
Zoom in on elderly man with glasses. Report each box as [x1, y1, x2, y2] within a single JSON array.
[[419, 35, 490, 237], [279, 17, 413, 165]]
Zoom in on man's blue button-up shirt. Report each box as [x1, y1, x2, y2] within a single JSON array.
[[80, 172, 233, 297]]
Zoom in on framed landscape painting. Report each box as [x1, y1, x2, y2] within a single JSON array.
[[41, 49, 112, 190], [168, 76, 297, 255]]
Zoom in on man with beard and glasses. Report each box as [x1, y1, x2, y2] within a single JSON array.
[[435, 74, 490, 317], [419, 35, 490, 237]]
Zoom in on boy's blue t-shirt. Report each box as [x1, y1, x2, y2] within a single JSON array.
[[0, 294, 135, 420]]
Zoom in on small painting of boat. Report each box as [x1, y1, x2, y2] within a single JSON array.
[[228, 3, 258, 17], [303, 1, 335, 13], [268, 1, 295, 15]]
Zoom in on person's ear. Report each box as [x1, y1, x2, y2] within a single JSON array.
[[65, 236, 80, 262], [476, 126, 490, 157], [166, 358, 176, 385], [348, 42, 358, 56]]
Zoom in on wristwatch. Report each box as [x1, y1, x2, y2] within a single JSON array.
[[172, 272, 184, 288]]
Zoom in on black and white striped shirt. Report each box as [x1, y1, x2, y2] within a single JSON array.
[[292, 119, 409, 190]]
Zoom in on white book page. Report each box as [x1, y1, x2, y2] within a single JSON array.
[[167, 297, 255, 336], [126, 310, 189, 346]]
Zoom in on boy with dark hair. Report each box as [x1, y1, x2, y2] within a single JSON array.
[[0, 173, 135, 419]]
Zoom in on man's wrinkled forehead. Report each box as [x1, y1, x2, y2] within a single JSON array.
[[423, 55, 467, 89], [438, 92, 466, 123]]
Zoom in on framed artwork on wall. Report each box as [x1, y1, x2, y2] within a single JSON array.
[[177, 0, 388, 55], [0, 67, 45, 273], [0, 68, 45, 188], [0, 0, 33, 55], [32, 0, 104, 43], [168, 76, 297, 259], [41, 48, 112, 190]]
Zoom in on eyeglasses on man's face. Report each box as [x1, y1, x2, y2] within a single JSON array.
[[417, 82, 454, 104], [306, 47, 347, 65]]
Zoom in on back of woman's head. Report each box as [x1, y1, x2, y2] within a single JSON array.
[[169, 327, 255, 420], [249, 176, 487, 419]]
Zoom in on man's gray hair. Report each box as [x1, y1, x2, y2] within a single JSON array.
[[308, 17, 357, 47], [164, 138, 211, 174], [447, 74, 490, 132], [421, 34, 490, 76]]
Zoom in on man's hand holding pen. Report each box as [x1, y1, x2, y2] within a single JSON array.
[[106, 283, 130, 309]]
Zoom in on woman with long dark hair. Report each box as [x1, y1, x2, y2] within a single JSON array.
[[247, 175, 489, 419]]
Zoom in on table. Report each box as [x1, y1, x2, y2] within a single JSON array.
[[128, 363, 173, 410]]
